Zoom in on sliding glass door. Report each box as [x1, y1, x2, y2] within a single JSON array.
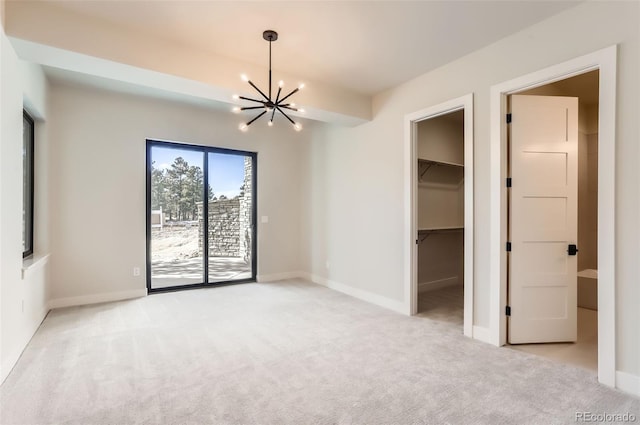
[[147, 141, 256, 292]]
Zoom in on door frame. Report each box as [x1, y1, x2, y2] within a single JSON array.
[[146, 139, 258, 293], [489, 46, 617, 386], [404, 93, 474, 337]]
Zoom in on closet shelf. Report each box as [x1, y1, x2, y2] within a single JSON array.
[[418, 158, 464, 167], [418, 158, 464, 181], [418, 226, 464, 232], [418, 158, 463, 179], [417, 226, 463, 243]]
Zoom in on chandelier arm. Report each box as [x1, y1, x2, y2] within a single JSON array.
[[275, 87, 282, 104], [276, 107, 296, 125], [241, 106, 266, 111], [239, 95, 265, 104], [269, 107, 277, 122], [278, 87, 299, 104], [248, 80, 270, 102], [246, 110, 267, 126], [279, 105, 299, 112]]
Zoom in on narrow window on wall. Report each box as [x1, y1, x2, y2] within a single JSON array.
[[23, 110, 34, 258]]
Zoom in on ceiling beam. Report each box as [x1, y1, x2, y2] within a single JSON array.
[[5, 1, 371, 126]]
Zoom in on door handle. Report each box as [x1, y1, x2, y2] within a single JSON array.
[[567, 244, 579, 256]]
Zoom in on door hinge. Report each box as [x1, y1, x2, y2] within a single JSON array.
[[506, 177, 512, 188], [416, 239, 419, 245], [505, 306, 511, 316], [506, 113, 512, 124], [506, 242, 512, 252]]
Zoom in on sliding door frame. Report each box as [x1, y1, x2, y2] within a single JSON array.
[[146, 139, 257, 293]]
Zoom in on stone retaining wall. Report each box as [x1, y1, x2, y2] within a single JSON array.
[[197, 157, 253, 260]]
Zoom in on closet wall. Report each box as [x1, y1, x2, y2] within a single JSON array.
[[578, 104, 598, 271], [417, 111, 464, 290]]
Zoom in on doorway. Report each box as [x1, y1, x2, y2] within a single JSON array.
[[506, 71, 599, 373], [146, 140, 257, 292], [489, 45, 617, 386], [405, 94, 474, 337]]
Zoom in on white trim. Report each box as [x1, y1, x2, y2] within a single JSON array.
[[21, 253, 50, 279], [0, 306, 49, 385], [1, 346, 26, 385], [404, 93, 474, 337], [256, 271, 302, 282], [472, 326, 493, 345], [302, 272, 406, 315], [48, 289, 147, 309], [615, 371, 640, 398], [489, 45, 617, 387]]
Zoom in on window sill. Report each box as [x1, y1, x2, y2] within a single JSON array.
[[22, 254, 50, 280]]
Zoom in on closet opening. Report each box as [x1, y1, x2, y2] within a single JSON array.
[[506, 70, 599, 374], [406, 93, 473, 337], [416, 110, 465, 326]]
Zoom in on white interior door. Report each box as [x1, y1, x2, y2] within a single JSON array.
[[509, 95, 578, 344]]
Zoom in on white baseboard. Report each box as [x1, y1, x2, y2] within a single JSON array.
[[1, 306, 49, 385], [48, 289, 147, 309], [1, 346, 25, 385], [418, 276, 460, 293], [616, 370, 640, 397], [256, 271, 302, 283], [473, 325, 493, 344], [301, 272, 406, 315]]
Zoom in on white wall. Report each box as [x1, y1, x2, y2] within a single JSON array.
[[0, 25, 50, 383], [417, 112, 464, 164], [301, 1, 639, 380], [47, 81, 311, 305]]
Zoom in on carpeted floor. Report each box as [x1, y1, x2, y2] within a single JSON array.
[[1, 279, 638, 424]]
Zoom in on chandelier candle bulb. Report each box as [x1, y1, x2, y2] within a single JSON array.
[[239, 123, 248, 132], [279, 80, 284, 88], [240, 74, 249, 82], [232, 107, 241, 113]]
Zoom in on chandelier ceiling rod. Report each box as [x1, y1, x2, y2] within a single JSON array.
[[234, 30, 305, 132]]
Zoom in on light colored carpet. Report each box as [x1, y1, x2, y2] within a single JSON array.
[[418, 285, 599, 373], [1, 280, 638, 425]]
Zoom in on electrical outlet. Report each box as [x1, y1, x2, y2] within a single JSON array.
[[133, 267, 141, 277]]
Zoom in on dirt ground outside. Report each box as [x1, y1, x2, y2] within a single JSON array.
[[150, 224, 251, 288]]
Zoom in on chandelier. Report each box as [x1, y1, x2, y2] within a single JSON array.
[[233, 30, 304, 131]]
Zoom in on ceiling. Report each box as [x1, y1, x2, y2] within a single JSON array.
[[39, 0, 583, 96]]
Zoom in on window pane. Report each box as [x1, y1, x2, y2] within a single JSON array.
[[207, 152, 253, 283], [23, 112, 34, 257], [150, 146, 205, 288]]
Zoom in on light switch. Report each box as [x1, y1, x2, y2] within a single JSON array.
[[261, 216, 269, 223]]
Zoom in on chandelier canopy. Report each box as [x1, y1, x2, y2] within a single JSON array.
[[233, 30, 304, 131]]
